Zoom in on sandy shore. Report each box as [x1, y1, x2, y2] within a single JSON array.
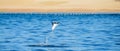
[[0, 8, 120, 12], [0, 0, 120, 12]]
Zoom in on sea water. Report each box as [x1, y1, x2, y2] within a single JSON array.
[[0, 13, 120, 51]]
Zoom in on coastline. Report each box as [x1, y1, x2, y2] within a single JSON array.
[[0, 8, 120, 13], [0, 11, 120, 14]]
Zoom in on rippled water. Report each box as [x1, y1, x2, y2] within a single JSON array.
[[0, 13, 120, 51]]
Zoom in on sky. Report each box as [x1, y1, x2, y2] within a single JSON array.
[[0, 0, 120, 11]]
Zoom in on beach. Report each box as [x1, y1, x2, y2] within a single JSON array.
[[0, 8, 120, 12], [0, 0, 120, 12]]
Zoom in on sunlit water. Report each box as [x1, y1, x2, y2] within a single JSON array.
[[0, 13, 120, 51]]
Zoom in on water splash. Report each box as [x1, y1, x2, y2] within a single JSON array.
[[44, 21, 59, 45]]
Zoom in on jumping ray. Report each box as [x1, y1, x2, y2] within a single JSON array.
[[52, 21, 59, 31]]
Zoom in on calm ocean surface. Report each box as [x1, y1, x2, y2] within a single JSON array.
[[0, 13, 120, 51]]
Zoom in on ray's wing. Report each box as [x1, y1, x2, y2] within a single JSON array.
[[52, 24, 58, 31], [51, 21, 59, 31]]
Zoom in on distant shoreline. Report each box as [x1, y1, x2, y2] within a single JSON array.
[[0, 8, 120, 13], [0, 12, 120, 14]]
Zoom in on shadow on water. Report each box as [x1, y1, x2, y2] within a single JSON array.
[[0, 50, 18, 51], [64, 50, 75, 51], [9, 50, 18, 51], [32, 49, 47, 51], [27, 44, 69, 48], [0, 40, 11, 43], [115, 43, 120, 45]]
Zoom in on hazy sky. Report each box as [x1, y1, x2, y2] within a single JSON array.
[[0, 0, 120, 9]]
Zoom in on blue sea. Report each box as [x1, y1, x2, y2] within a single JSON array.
[[0, 13, 120, 51]]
